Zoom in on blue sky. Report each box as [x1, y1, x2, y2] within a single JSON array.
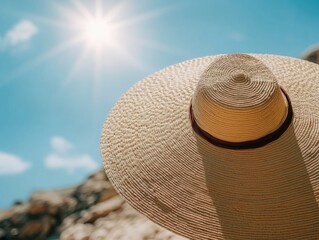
[[0, 0, 318, 209]]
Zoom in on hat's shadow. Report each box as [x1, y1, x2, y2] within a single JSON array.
[[195, 124, 319, 239]]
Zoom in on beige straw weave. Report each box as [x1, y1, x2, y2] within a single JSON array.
[[101, 54, 319, 239]]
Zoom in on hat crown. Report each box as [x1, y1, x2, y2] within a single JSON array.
[[192, 54, 288, 143]]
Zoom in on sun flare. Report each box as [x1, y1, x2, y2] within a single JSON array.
[[8, 0, 167, 90], [81, 16, 116, 48]]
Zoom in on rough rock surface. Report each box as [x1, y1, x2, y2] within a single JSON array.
[[0, 170, 186, 240]]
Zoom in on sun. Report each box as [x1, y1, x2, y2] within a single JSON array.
[[7, 0, 168, 90], [69, 3, 121, 51], [80, 15, 118, 49], [83, 17, 107, 45]]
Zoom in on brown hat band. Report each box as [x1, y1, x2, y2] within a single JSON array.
[[189, 87, 294, 150]]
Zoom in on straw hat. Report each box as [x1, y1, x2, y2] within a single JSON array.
[[101, 54, 319, 239]]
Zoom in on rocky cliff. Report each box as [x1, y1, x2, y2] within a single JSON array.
[[0, 170, 186, 240]]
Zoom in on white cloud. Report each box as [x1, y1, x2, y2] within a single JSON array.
[[0, 20, 38, 50], [0, 152, 31, 175], [51, 136, 73, 153], [45, 154, 98, 173], [45, 136, 99, 173]]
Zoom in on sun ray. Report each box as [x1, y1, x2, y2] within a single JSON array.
[[1, 36, 85, 87], [65, 49, 90, 87], [107, 40, 144, 69], [54, 4, 86, 29], [92, 43, 102, 103], [94, 0, 103, 17], [103, 2, 128, 22], [111, 7, 171, 30], [130, 36, 187, 57], [70, 0, 93, 20], [1, 0, 170, 93], [28, 13, 74, 30]]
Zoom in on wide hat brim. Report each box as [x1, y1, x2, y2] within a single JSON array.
[[101, 54, 319, 239]]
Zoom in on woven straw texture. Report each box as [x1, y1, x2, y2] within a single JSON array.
[[101, 54, 319, 239]]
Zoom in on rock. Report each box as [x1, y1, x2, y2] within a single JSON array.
[[89, 228, 108, 240], [13, 201, 23, 206], [60, 223, 93, 240], [0, 204, 28, 222], [59, 213, 80, 232], [0, 169, 186, 240], [28, 189, 78, 218], [30, 190, 73, 216], [20, 216, 54, 239], [28, 203, 46, 215], [0, 203, 29, 230], [87, 201, 187, 240], [88, 170, 108, 181], [9, 228, 19, 237], [29, 192, 63, 216], [72, 171, 115, 211], [0, 228, 5, 238], [99, 188, 118, 202], [81, 196, 124, 223]]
